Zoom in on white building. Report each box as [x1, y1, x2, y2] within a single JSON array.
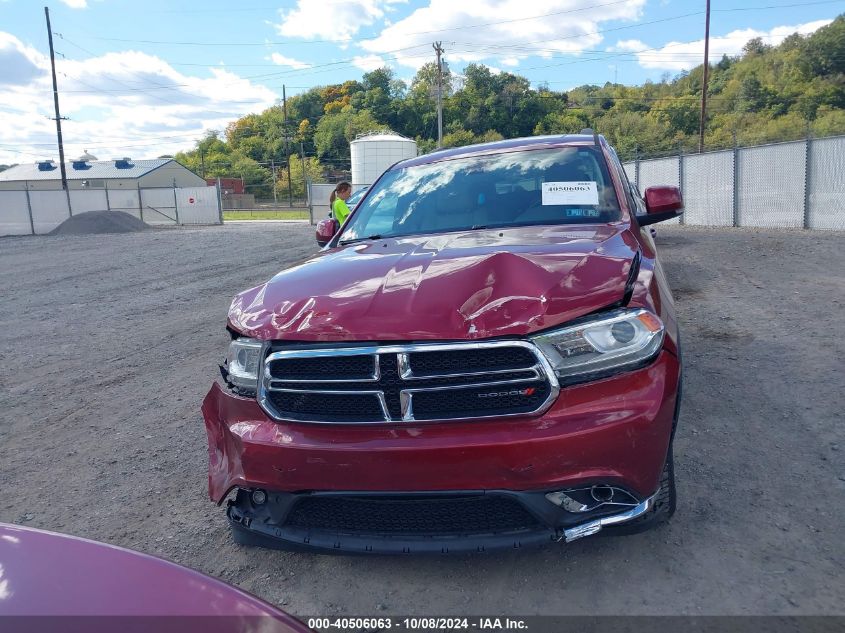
[[0, 158, 206, 191]]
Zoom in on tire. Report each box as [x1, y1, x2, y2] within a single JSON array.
[[603, 445, 676, 536], [647, 446, 677, 523]]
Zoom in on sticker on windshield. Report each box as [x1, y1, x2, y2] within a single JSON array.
[[542, 181, 599, 206]]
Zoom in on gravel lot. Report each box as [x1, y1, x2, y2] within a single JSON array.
[[1, 223, 842, 616]]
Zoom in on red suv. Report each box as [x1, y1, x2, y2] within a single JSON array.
[[202, 132, 684, 554]]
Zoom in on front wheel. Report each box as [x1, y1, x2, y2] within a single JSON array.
[[605, 446, 676, 536]]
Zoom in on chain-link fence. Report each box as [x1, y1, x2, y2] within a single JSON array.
[[623, 135, 845, 230], [0, 185, 222, 236]]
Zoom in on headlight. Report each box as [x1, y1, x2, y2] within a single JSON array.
[[225, 337, 263, 391], [531, 309, 664, 384]]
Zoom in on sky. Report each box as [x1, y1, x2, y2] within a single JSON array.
[[0, 0, 841, 164]]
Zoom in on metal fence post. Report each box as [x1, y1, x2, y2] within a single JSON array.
[[137, 183, 144, 222], [172, 181, 180, 225], [634, 147, 641, 190], [216, 177, 224, 224], [24, 181, 35, 235], [678, 147, 685, 225], [732, 140, 740, 228], [307, 179, 314, 225], [104, 181, 111, 212], [803, 133, 813, 230]]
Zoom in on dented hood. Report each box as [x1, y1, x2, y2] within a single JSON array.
[[228, 224, 639, 341]]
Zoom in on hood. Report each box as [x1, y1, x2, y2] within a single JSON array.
[[228, 224, 640, 342], [0, 523, 305, 622]]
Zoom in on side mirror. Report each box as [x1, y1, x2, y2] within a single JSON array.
[[316, 218, 339, 247], [639, 186, 684, 226]]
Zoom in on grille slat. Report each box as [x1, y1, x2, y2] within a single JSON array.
[[408, 347, 536, 376], [410, 382, 551, 420], [268, 354, 375, 381], [285, 495, 541, 535], [261, 343, 556, 423], [265, 391, 384, 423]]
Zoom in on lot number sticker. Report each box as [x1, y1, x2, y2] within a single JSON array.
[[542, 181, 599, 206]]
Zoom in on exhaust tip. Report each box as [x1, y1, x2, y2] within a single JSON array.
[[590, 485, 614, 503]]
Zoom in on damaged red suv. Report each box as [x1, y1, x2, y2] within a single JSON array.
[[202, 132, 684, 554]]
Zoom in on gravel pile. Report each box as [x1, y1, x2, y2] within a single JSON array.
[[49, 210, 150, 235]]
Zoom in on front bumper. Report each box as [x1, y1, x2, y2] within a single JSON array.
[[202, 350, 679, 500], [202, 349, 679, 551], [225, 488, 659, 554]]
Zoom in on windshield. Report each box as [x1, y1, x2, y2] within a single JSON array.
[[339, 146, 620, 243], [346, 186, 369, 208]]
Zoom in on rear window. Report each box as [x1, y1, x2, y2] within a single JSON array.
[[340, 146, 620, 243]]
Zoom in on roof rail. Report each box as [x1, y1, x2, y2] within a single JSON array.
[[580, 128, 600, 146]]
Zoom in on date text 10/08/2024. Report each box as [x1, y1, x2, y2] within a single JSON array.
[[308, 617, 529, 631]]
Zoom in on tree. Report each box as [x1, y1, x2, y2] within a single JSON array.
[[175, 131, 272, 197], [314, 113, 351, 163], [442, 127, 475, 148], [276, 155, 326, 199], [534, 110, 591, 135], [411, 61, 453, 96], [738, 76, 770, 112], [173, 18, 845, 167], [743, 37, 771, 57], [659, 100, 700, 135]]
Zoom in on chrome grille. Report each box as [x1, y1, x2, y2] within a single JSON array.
[[259, 341, 558, 424]]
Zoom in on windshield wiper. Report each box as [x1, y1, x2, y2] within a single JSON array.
[[339, 234, 383, 245]]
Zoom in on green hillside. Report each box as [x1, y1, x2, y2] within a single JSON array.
[[176, 15, 845, 196]]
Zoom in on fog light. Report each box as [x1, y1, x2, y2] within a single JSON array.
[[251, 489, 267, 505]]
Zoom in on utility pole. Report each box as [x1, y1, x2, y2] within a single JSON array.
[[433, 42, 444, 149], [282, 85, 293, 207], [200, 147, 205, 178], [698, 0, 711, 153], [45, 7, 68, 192]]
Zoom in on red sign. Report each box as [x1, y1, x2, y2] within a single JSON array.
[[188, 197, 195, 204]]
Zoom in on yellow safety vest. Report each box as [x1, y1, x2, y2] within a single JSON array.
[[332, 197, 351, 224]]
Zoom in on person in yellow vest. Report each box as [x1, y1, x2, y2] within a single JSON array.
[[329, 182, 353, 225]]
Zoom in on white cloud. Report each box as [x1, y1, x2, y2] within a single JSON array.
[[0, 33, 279, 164], [269, 53, 311, 70], [611, 39, 648, 53], [275, 0, 407, 39], [0, 32, 46, 85], [361, 0, 647, 70], [352, 54, 387, 72], [627, 19, 832, 70], [59, 0, 89, 8]]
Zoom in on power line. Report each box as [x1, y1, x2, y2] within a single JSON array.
[[71, 0, 636, 46], [72, 0, 843, 47]]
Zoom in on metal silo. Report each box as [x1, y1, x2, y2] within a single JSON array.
[[350, 131, 417, 189]]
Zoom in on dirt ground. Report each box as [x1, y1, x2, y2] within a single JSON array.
[[1, 223, 842, 616]]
